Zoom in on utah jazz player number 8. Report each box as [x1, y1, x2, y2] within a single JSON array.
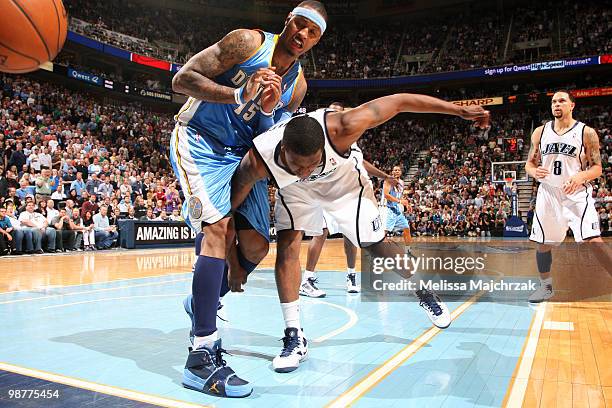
[[0, 0, 68, 73]]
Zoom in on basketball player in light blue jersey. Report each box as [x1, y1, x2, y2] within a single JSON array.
[[170, 1, 327, 398], [382, 165, 412, 244]]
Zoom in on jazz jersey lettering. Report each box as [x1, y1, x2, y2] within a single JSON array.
[[539, 120, 587, 188]]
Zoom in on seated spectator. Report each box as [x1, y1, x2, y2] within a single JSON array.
[[50, 208, 76, 251], [169, 208, 183, 221], [93, 205, 118, 249], [5, 203, 31, 254], [0, 206, 15, 255], [80, 210, 96, 250], [139, 207, 156, 221], [46, 199, 59, 224], [18, 201, 56, 253]]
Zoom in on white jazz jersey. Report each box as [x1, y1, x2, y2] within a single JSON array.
[[252, 109, 385, 247], [539, 120, 587, 188], [530, 120, 600, 243]]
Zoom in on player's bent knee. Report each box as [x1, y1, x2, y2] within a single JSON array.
[[240, 239, 269, 264]]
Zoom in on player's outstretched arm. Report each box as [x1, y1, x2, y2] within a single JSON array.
[[363, 160, 390, 180], [231, 148, 269, 211], [329, 93, 490, 149], [172, 29, 268, 103], [525, 126, 548, 180], [563, 126, 603, 194]]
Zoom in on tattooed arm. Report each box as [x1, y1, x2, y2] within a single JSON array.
[[172, 29, 272, 103], [563, 126, 603, 194], [525, 126, 548, 180]]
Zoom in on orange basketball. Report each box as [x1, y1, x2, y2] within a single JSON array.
[[0, 0, 68, 73]]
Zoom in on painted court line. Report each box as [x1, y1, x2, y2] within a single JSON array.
[[40, 293, 190, 309], [0, 278, 192, 305], [504, 302, 547, 408], [542, 320, 574, 331], [242, 293, 359, 343], [326, 292, 483, 408], [0, 362, 208, 408]]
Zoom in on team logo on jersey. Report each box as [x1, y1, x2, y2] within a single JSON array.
[[542, 143, 577, 157], [592, 222, 599, 231], [372, 215, 382, 232], [330, 158, 337, 166], [188, 196, 203, 220]]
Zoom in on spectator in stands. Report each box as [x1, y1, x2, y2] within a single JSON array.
[[0, 168, 8, 198], [81, 210, 96, 250], [140, 207, 155, 221], [81, 193, 99, 218], [0, 206, 14, 255], [169, 208, 183, 221], [46, 199, 59, 224], [85, 173, 100, 196], [51, 183, 66, 200], [8, 143, 27, 172], [50, 208, 75, 251], [18, 201, 56, 253], [93, 205, 118, 249], [5, 203, 30, 254], [35, 168, 52, 204]]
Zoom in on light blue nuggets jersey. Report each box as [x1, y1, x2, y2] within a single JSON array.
[[175, 31, 302, 149], [383, 180, 405, 212]]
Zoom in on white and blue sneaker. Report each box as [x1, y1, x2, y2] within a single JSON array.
[[346, 273, 360, 293], [299, 277, 326, 298], [415, 289, 451, 329], [183, 339, 252, 398], [272, 328, 308, 373]]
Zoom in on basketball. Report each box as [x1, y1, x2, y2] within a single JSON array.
[[0, 0, 68, 73]]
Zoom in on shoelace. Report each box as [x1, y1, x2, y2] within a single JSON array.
[[417, 290, 443, 316], [347, 274, 356, 286], [279, 333, 301, 357], [307, 277, 321, 289], [214, 346, 229, 367]]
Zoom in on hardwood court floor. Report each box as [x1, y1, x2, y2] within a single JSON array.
[[0, 237, 609, 407]]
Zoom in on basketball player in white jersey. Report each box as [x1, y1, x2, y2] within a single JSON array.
[[526, 90, 604, 302], [300, 102, 397, 298], [231, 93, 489, 372]]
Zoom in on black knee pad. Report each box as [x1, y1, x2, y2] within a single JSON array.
[[536, 250, 552, 273]]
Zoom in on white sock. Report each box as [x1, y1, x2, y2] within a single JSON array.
[[347, 268, 356, 275], [540, 277, 553, 287], [280, 300, 300, 329], [303, 270, 316, 281], [193, 331, 218, 350]]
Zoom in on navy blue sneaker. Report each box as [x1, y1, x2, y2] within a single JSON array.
[[183, 294, 225, 345], [182, 339, 252, 398]]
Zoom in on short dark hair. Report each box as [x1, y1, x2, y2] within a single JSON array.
[[298, 0, 328, 22], [555, 89, 575, 103], [283, 116, 325, 156]]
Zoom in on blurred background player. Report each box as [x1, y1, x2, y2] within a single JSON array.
[[526, 90, 604, 302], [170, 1, 327, 397], [381, 165, 412, 244]]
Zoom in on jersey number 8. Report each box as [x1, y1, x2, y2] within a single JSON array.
[[553, 160, 562, 176]]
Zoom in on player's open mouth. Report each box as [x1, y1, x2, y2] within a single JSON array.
[[292, 37, 304, 50]]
